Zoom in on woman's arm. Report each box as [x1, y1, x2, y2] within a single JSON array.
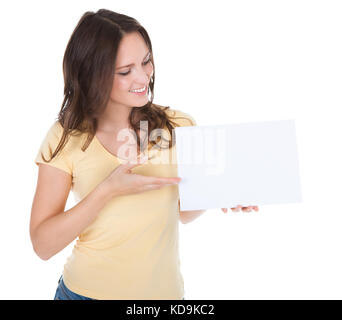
[[178, 200, 206, 224], [178, 201, 259, 224], [31, 160, 180, 261], [179, 209, 206, 224], [31, 180, 114, 261]]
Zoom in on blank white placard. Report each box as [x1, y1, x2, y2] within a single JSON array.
[[175, 119, 302, 211]]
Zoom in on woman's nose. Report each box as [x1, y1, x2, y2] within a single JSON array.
[[136, 65, 153, 84], [135, 72, 150, 86]]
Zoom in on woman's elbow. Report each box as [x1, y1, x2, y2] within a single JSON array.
[[30, 231, 53, 261], [179, 217, 189, 224], [32, 243, 51, 261], [179, 210, 206, 224]]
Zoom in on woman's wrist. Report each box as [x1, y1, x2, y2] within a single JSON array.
[[97, 180, 118, 201]]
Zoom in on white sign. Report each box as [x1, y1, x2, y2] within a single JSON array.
[[175, 119, 302, 211]]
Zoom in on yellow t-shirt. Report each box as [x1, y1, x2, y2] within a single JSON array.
[[34, 107, 196, 300]]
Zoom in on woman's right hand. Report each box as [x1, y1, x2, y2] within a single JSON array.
[[101, 157, 182, 197]]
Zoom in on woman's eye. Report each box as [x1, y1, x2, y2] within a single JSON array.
[[119, 58, 151, 76], [143, 58, 151, 65], [119, 71, 130, 76]]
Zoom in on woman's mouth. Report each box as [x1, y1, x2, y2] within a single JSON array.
[[129, 85, 148, 96]]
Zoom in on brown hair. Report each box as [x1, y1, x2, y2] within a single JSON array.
[[41, 8, 191, 163]]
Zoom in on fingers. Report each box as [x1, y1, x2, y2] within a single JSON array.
[[140, 183, 177, 192], [140, 175, 182, 186], [130, 179, 182, 195], [119, 160, 182, 187], [230, 205, 259, 212], [231, 205, 242, 212]]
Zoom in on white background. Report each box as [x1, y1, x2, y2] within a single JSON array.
[[1, 0, 341, 299]]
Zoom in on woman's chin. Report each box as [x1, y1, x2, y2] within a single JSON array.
[[132, 99, 149, 107]]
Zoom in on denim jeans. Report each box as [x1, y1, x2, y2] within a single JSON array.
[[54, 275, 95, 300], [54, 275, 185, 300]]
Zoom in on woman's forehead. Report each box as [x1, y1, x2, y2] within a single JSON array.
[[116, 32, 149, 66]]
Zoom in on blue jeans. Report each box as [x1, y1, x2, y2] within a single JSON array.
[[54, 275, 95, 300], [54, 275, 185, 300]]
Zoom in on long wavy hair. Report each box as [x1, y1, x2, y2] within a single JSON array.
[[41, 8, 190, 163]]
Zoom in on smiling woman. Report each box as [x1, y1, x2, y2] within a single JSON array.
[[102, 31, 155, 124], [30, 8, 197, 301], [40, 9, 191, 161]]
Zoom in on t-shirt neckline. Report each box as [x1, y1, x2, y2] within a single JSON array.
[[93, 134, 147, 162]]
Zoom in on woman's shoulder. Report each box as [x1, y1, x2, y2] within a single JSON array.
[[44, 120, 88, 154], [47, 120, 84, 141]]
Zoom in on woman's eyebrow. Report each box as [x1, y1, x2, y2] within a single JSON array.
[[116, 51, 150, 70]]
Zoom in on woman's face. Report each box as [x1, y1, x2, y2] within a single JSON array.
[[110, 32, 154, 108]]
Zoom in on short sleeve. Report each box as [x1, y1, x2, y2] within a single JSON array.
[[166, 108, 197, 127], [181, 112, 197, 127], [34, 121, 73, 175]]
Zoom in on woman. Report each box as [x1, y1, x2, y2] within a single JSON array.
[[30, 9, 258, 300]]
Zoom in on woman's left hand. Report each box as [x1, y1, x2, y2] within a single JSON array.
[[221, 205, 259, 213]]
